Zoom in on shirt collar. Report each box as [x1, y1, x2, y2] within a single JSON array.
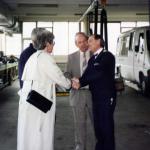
[[79, 50, 88, 55], [29, 43, 36, 50], [94, 48, 103, 56]]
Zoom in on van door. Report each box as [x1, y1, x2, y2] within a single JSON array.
[[128, 32, 135, 80], [145, 29, 150, 70], [133, 29, 145, 82], [116, 32, 135, 81]]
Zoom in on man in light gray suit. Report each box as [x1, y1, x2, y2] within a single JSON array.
[[66, 32, 94, 150]]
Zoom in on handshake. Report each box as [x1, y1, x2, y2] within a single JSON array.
[[64, 72, 81, 90], [71, 77, 80, 90]]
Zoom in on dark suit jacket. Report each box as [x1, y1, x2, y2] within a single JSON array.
[[18, 43, 36, 88], [79, 49, 116, 97]]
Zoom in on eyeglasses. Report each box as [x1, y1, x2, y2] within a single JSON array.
[[49, 41, 55, 45]]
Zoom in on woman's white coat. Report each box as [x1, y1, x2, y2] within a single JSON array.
[[17, 51, 70, 150]]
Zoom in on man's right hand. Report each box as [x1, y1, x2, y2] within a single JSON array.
[[71, 78, 80, 90]]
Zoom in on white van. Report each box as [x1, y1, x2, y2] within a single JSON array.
[[116, 26, 150, 95]]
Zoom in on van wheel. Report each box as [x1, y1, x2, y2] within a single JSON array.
[[141, 77, 149, 96]]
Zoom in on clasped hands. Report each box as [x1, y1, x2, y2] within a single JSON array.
[[71, 77, 80, 90]]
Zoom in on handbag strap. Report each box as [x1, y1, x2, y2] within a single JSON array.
[[52, 83, 56, 104], [31, 80, 33, 90], [30, 51, 43, 90]]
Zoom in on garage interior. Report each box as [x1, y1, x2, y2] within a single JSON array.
[[0, 0, 150, 150]]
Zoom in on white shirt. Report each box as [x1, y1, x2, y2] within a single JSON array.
[[94, 48, 103, 59]]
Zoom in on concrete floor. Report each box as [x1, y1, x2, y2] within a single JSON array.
[[0, 80, 150, 150]]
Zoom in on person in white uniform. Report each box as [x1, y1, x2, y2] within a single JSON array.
[[17, 29, 71, 150]]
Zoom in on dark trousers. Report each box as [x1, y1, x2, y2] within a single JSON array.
[[92, 94, 116, 150]]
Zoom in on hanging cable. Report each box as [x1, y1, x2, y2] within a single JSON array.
[[149, 0, 150, 26]]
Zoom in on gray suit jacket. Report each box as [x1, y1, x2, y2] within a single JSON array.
[[66, 51, 81, 79], [66, 51, 92, 106]]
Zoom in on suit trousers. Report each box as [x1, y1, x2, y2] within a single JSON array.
[[92, 93, 116, 150], [71, 89, 94, 150]]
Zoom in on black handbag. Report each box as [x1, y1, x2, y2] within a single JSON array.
[[27, 90, 53, 113]]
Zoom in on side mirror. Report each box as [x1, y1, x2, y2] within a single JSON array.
[[135, 45, 139, 53]]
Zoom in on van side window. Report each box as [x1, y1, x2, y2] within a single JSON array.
[[146, 30, 150, 52], [135, 32, 145, 53], [120, 36, 129, 56], [129, 32, 134, 51], [139, 33, 145, 52]]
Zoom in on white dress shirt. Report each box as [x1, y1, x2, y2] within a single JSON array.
[[94, 48, 103, 59]]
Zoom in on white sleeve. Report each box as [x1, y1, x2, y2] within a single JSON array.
[[39, 53, 71, 89]]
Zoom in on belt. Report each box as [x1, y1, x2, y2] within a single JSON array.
[[80, 88, 89, 90], [80, 86, 89, 90]]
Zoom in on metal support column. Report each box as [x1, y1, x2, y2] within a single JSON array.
[[94, 0, 98, 34], [101, 8, 108, 50]]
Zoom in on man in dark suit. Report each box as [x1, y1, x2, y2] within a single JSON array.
[[18, 28, 45, 88], [72, 34, 116, 150]]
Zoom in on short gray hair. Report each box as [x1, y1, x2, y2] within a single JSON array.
[[34, 29, 55, 50], [31, 28, 46, 42]]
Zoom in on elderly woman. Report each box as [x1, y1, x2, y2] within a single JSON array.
[[17, 29, 71, 150]]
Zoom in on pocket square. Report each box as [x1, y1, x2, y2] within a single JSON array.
[[94, 62, 100, 66]]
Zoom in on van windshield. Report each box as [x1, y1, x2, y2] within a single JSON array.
[[146, 30, 150, 52]]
